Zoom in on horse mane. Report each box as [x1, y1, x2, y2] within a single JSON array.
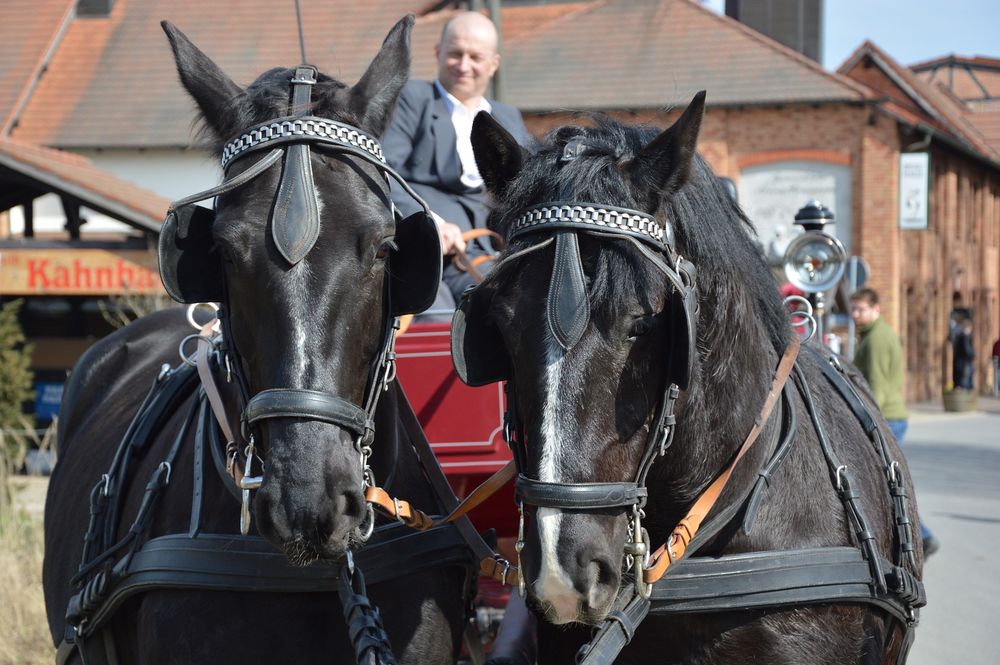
[[192, 67, 351, 151], [489, 116, 790, 360]]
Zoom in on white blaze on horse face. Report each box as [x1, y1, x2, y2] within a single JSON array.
[[533, 342, 583, 623]]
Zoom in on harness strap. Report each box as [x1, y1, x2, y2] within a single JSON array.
[[61, 525, 471, 646], [575, 588, 651, 665], [816, 351, 918, 570], [643, 335, 800, 584], [648, 546, 920, 623], [792, 363, 887, 594], [742, 384, 798, 533], [392, 388, 521, 585], [194, 325, 235, 448], [515, 476, 647, 509], [365, 460, 519, 533], [167, 148, 284, 211]]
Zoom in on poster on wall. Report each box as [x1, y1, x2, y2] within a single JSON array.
[[898, 152, 930, 230], [738, 160, 852, 261]]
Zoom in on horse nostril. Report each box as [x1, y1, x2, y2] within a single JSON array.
[[337, 488, 365, 521], [589, 556, 616, 589]]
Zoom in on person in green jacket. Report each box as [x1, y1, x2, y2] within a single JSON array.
[[850, 287, 938, 556]]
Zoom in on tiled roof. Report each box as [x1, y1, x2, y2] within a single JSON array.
[[499, 0, 869, 111], [10, 0, 430, 147], [966, 111, 1000, 156], [8, 0, 870, 148], [911, 55, 1000, 102], [0, 139, 170, 230], [0, 0, 75, 135], [839, 41, 999, 161]]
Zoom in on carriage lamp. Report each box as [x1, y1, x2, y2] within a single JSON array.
[[783, 200, 846, 342]]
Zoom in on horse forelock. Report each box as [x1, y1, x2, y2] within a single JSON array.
[[193, 67, 353, 154]]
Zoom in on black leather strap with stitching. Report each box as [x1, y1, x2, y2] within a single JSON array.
[[244, 388, 373, 437], [649, 546, 921, 624], [576, 589, 650, 665], [515, 475, 647, 510], [64, 524, 471, 645]]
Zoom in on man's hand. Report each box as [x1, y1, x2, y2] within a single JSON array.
[[431, 212, 467, 255]]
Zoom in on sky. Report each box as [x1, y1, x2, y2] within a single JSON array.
[[701, 0, 1000, 70]]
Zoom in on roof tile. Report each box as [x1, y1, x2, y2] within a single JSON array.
[[0, 139, 170, 228]]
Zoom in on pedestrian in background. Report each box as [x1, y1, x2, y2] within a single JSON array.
[[991, 336, 1000, 396], [952, 316, 975, 390], [850, 287, 939, 556]]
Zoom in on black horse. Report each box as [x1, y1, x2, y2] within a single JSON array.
[[454, 95, 925, 663], [43, 17, 472, 665]]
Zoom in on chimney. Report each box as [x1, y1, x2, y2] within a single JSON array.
[[77, 0, 115, 17], [726, 0, 824, 63]]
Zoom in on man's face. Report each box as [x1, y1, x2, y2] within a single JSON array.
[[850, 299, 880, 327], [436, 24, 500, 103]]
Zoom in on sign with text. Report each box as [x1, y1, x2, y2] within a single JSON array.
[[0, 248, 162, 295], [898, 152, 930, 230], [34, 382, 64, 421]]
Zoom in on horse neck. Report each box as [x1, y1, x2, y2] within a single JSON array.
[[649, 267, 785, 515]]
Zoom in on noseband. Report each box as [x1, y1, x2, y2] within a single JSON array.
[[161, 66, 438, 536]]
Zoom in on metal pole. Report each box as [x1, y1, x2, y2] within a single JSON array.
[[485, 0, 504, 103], [812, 291, 825, 345]]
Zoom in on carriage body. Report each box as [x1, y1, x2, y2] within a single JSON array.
[[395, 320, 516, 538]]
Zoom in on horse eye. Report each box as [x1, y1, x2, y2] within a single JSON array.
[[375, 238, 398, 261], [627, 315, 656, 340]]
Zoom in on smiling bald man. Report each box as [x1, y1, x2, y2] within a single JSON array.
[[383, 11, 530, 313]]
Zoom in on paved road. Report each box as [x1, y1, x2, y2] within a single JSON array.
[[905, 403, 1000, 664]]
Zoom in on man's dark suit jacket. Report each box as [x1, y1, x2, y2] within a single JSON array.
[[383, 80, 530, 306]]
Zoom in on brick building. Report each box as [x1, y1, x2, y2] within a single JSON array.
[[2, 0, 998, 400]]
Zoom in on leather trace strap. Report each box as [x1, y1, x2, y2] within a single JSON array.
[[366, 460, 517, 534], [643, 334, 800, 584]]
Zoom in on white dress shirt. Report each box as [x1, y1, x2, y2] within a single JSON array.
[[435, 80, 492, 190]]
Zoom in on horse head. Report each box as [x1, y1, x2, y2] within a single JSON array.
[[159, 17, 438, 564], [460, 94, 737, 624]]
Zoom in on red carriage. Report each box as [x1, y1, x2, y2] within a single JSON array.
[[394, 319, 518, 632]]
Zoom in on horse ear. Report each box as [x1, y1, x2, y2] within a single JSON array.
[[348, 15, 413, 135], [161, 21, 242, 140], [630, 90, 706, 198], [472, 112, 524, 197]]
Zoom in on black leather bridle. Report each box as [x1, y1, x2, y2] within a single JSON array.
[[455, 193, 698, 597], [160, 65, 440, 536]]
